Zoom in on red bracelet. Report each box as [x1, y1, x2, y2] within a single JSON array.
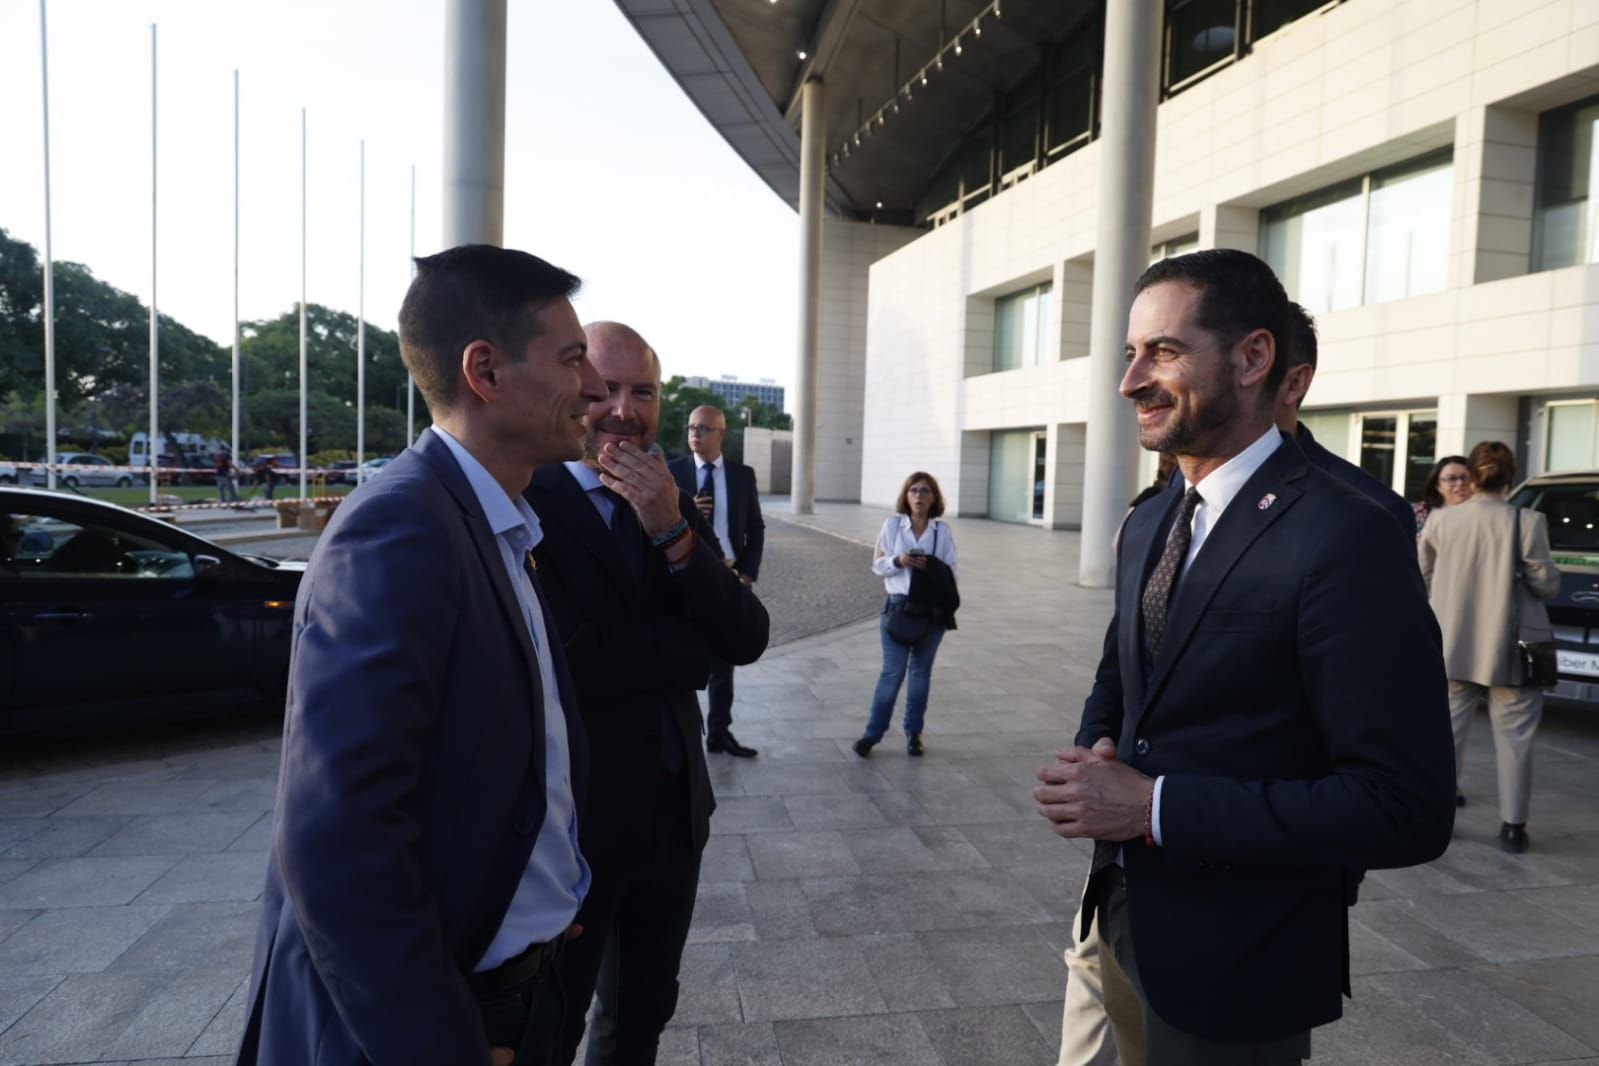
[[1143, 787, 1156, 848]]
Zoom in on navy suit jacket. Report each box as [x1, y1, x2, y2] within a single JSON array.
[[1076, 434, 1454, 1042], [525, 465, 769, 866], [668, 455, 765, 580], [237, 431, 588, 1066], [1295, 422, 1415, 537]]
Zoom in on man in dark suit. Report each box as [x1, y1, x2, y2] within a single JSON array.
[[237, 245, 606, 1066], [1278, 302, 1415, 538], [668, 403, 766, 757], [527, 322, 769, 1065], [1036, 249, 1454, 1063]]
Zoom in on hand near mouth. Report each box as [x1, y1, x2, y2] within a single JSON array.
[[597, 441, 683, 540]]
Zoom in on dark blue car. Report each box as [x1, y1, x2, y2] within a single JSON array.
[[1511, 471, 1599, 708]]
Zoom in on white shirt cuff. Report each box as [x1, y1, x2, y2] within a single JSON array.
[[1151, 776, 1165, 847]]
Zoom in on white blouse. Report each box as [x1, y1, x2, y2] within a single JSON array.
[[871, 515, 958, 596]]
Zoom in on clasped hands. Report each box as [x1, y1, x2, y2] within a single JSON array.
[[1034, 737, 1156, 842], [595, 441, 681, 540]]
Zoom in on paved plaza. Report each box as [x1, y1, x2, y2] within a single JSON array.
[[1, 502, 1599, 1064]]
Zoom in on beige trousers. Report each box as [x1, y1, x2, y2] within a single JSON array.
[[1449, 679, 1542, 825], [1060, 883, 1145, 1066]]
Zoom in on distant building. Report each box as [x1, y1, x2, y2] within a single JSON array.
[[683, 375, 785, 413]]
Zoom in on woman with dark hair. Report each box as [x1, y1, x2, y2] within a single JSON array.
[[1419, 441, 1560, 853], [855, 471, 958, 758], [1413, 455, 1472, 536]]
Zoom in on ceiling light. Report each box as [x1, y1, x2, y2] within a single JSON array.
[[954, 37, 962, 56], [797, 49, 807, 60], [974, 20, 982, 37], [875, 201, 883, 209], [936, 55, 944, 71], [920, 70, 928, 85]]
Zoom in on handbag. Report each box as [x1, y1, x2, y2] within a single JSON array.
[[885, 522, 936, 646], [1511, 507, 1559, 688]]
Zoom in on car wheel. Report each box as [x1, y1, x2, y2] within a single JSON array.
[[0, 475, 14, 485], [62, 475, 78, 489], [116, 475, 132, 487]]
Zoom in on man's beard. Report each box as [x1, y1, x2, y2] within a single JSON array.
[[1135, 369, 1239, 455], [583, 416, 654, 461]]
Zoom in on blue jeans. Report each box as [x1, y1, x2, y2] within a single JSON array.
[[864, 596, 946, 741]]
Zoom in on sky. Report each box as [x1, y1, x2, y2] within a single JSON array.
[[0, 0, 801, 404]]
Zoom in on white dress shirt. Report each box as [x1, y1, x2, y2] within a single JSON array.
[[1149, 424, 1284, 845], [692, 454, 733, 565], [871, 515, 958, 596], [430, 427, 590, 968]]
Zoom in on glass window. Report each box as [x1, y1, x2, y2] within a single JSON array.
[[4, 513, 195, 579], [1000, 94, 1040, 176], [960, 130, 993, 203], [1168, 0, 1240, 87], [1151, 233, 1202, 264], [1251, 0, 1331, 39], [1548, 402, 1599, 470], [1533, 93, 1599, 272], [1364, 151, 1453, 305], [994, 285, 1053, 372], [1298, 409, 1351, 458], [1032, 434, 1048, 521], [1518, 483, 1599, 552], [988, 430, 1037, 524], [1261, 178, 1365, 313], [1403, 413, 1437, 501], [1358, 415, 1398, 489]]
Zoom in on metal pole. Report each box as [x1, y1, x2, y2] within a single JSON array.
[[442, 0, 506, 246], [39, 0, 56, 492], [407, 163, 416, 443], [356, 139, 366, 483], [791, 77, 824, 515], [231, 69, 240, 480], [299, 107, 308, 502], [148, 23, 159, 505], [1077, 0, 1162, 587]]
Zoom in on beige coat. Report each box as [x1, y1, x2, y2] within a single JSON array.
[[1419, 494, 1560, 686]]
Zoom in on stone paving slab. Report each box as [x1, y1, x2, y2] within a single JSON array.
[[0, 501, 1595, 1062]]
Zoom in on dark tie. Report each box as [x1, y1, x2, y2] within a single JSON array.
[[599, 487, 646, 586], [1141, 486, 1202, 659], [699, 463, 716, 523]]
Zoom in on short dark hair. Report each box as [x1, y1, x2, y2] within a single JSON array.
[[1468, 441, 1516, 494], [896, 471, 945, 518], [1422, 455, 1468, 509], [1134, 249, 1292, 392], [398, 244, 580, 412], [1286, 302, 1317, 371]]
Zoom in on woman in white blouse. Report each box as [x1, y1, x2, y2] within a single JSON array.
[[854, 472, 958, 758]]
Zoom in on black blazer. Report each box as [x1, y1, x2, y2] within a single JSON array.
[[668, 455, 766, 580], [524, 465, 769, 865], [240, 431, 588, 1065], [1295, 422, 1415, 538], [1076, 434, 1454, 1043]]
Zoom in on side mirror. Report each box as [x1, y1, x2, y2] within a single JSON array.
[[193, 554, 222, 576]]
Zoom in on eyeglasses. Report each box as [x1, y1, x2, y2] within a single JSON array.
[[906, 486, 933, 496], [687, 424, 723, 435], [1439, 475, 1470, 484]]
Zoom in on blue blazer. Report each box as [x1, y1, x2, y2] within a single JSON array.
[[1076, 434, 1454, 1042], [236, 431, 588, 1066], [668, 455, 765, 580]]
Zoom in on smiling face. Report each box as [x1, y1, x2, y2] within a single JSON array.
[[1121, 282, 1248, 459], [582, 324, 661, 461], [492, 297, 603, 466], [1438, 461, 1472, 506]]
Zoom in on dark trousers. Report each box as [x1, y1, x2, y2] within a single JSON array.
[[1095, 868, 1311, 1065], [551, 772, 703, 1066], [705, 655, 735, 737], [471, 937, 568, 1066]]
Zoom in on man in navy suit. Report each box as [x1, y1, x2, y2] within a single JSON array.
[[236, 245, 605, 1066], [527, 323, 769, 1065], [1036, 249, 1454, 1063], [668, 404, 766, 757]]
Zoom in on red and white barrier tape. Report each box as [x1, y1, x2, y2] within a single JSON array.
[[4, 459, 332, 477], [138, 495, 346, 514]]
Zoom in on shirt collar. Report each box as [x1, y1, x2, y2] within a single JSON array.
[[430, 426, 544, 547], [564, 459, 604, 494], [694, 454, 719, 471], [1192, 425, 1284, 514]]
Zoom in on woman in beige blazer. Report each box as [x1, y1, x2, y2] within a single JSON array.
[[1418, 441, 1560, 854]]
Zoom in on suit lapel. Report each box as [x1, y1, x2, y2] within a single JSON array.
[[530, 464, 638, 596], [1140, 442, 1309, 717]]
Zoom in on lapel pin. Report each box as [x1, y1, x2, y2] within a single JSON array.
[[1257, 493, 1277, 511]]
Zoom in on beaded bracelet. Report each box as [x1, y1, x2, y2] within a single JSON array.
[[650, 517, 689, 548]]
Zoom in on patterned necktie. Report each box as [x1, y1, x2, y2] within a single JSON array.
[[1141, 486, 1202, 658]]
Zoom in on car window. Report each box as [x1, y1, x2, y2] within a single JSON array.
[[1513, 484, 1599, 553], [2, 511, 196, 579]]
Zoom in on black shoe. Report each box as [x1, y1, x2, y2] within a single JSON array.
[[706, 732, 758, 758], [1499, 822, 1529, 854], [852, 738, 876, 758], [907, 735, 925, 757], [1456, 791, 1466, 808]]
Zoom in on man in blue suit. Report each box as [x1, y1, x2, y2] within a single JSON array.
[[1036, 250, 1454, 1063], [668, 404, 766, 757], [236, 245, 605, 1066]]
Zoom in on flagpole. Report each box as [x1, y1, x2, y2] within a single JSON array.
[[39, 0, 57, 491], [231, 69, 240, 482], [299, 107, 308, 502], [406, 162, 416, 444], [148, 23, 159, 505], [356, 139, 366, 483]]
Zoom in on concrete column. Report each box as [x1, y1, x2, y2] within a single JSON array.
[[792, 78, 825, 514], [1200, 204, 1260, 253], [1077, 0, 1162, 587], [1449, 106, 1538, 289], [442, 0, 507, 247], [1438, 392, 1520, 464], [1045, 422, 1087, 530]]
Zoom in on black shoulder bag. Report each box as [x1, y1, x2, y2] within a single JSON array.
[[1512, 506, 1559, 688]]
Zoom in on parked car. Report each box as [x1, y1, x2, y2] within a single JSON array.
[[359, 456, 394, 479], [0, 463, 31, 486], [326, 460, 360, 485], [54, 452, 134, 489], [0, 487, 304, 732], [1510, 470, 1599, 709]]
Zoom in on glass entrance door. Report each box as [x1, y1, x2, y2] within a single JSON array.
[[1032, 432, 1047, 523]]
